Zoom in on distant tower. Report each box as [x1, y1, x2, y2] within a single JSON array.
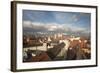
[[54, 34, 57, 39], [48, 37, 51, 42]]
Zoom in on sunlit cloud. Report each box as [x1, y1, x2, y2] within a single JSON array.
[[23, 20, 89, 34]]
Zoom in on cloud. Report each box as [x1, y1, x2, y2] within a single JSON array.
[[72, 14, 79, 22], [23, 21, 32, 27], [53, 12, 81, 24], [23, 20, 90, 35], [23, 21, 64, 31]]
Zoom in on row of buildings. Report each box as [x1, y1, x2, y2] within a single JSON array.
[[23, 33, 91, 62]]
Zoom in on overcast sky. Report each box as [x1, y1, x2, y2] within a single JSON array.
[[23, 10, 91, 34]]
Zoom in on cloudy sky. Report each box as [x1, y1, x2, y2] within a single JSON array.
[[23, 10, 91, 36]]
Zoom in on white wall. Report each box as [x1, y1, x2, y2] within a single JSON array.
[[0, 0, 99, 73]]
